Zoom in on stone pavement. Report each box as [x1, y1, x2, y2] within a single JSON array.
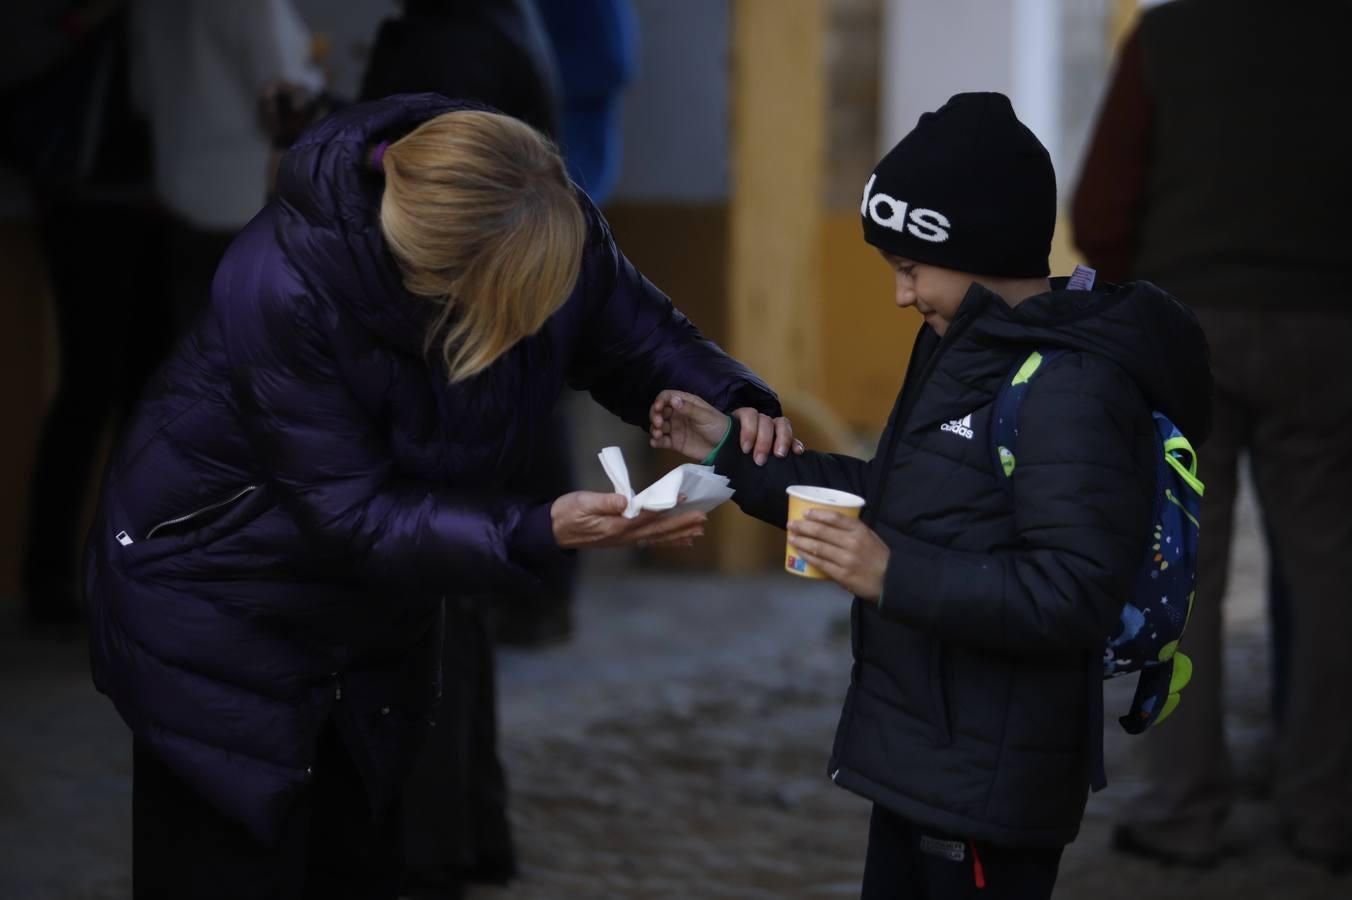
[[1, 480, 1346, 899]]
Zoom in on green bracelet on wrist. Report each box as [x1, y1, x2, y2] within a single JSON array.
[[701, 417, 735, 465]]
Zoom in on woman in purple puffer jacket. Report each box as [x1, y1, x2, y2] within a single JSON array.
[[85, 93, 791, 899]]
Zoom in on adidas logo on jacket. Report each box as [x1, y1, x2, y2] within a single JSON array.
[[940, 414, 974, 440]]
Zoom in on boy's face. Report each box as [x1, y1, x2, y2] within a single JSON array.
[[881, 252, 973, 337]]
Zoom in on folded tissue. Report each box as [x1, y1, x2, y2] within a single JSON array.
[[597, 446, 736, 519]]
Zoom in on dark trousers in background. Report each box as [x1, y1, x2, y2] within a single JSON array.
[[399, 412, 581, 896], [133, 724, 401, 900], [23, 206, 228, 621], [1263, 524, 1291, 728], [22, 201, 172, 620], [860, 805, 1063, 900], [1122, 308, 1352, 859], [400, 599, 516, 899]]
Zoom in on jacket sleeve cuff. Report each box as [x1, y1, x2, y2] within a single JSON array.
[[707, 416, 803, 528], [711, 416, 753, 479], [724, 383, 782, 418], [511, 502, 573, 572]]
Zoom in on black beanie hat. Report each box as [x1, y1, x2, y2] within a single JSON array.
[[860, 92, 1056, 278]]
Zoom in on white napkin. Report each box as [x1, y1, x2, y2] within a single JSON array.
[[598, 446, 735, 519]]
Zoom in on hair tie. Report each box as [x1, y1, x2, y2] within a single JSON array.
[[370, 141, 390, 172]]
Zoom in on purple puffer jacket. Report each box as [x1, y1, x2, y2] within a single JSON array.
[[84, 94, 778, 845]]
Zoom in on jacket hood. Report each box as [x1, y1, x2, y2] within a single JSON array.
[[272, 93, 471, 355], [962, 277, 1214, 442]]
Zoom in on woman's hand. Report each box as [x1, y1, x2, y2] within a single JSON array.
[[550, 492, 707, 550], [787, 510, 890, 601], [649, 390, 805, 465]]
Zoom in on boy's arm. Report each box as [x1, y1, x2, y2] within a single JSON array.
[[875, 357, 1156, 657], [712, 417, 871, 529]]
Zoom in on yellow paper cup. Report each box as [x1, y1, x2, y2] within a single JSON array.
[[785, 485, 866, 579]]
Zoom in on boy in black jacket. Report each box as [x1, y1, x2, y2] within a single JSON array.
[[649, 93, 1212, 899]]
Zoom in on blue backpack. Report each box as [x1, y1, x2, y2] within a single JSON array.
[[990, 266, 1204, 736]]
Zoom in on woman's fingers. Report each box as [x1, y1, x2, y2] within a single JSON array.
[[772, 417, 795, 458], [645, 512, 708, 540], [646, 524, 706, 547], [753, 414, 775, 465], [630, 510, 706, 542], [627, 508, 663, 527], [577, 491, 631, 517], [732, 408, 759, 453], [729, 409, 800, 463]]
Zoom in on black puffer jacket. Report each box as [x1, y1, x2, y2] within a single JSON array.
[[715, 278, 1211, 847]]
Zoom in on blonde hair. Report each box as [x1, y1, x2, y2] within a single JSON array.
[[378, 110, 586, 382]]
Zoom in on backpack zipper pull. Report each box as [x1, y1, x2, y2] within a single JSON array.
[[970, 841, 986, 889]]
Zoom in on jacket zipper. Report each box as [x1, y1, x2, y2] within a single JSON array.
[[873, 312, 977, 502], [144, 485, 258, 540], [865, 314, 976, 747], [847, 327, 937, 660], [860, 331, 925, 526]]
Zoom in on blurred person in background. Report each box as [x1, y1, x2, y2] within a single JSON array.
[[361, 0, 561, 138], [364, 1, 581, 654], [535, 0, 637, 205], [487, 0, 640, 655], [130, 0, 323, 333], [356, 2, 566, 894], [85, 95, 795, 899], [1073, 0, 1352, 873], [0, 0, 167, 629]]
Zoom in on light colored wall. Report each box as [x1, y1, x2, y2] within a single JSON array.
[[824, 0, 883, 210], [876, 0, 1134, 299], [879, 0, 1124, 195], [611, 0, 731, 202], [293, 0, 393, 100], [881, 0, 1063, 175]]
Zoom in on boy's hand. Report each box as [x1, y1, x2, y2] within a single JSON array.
[[649, 391, 728, 459], [650, 390, 805, 465], [787, 510, 890, 601]]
